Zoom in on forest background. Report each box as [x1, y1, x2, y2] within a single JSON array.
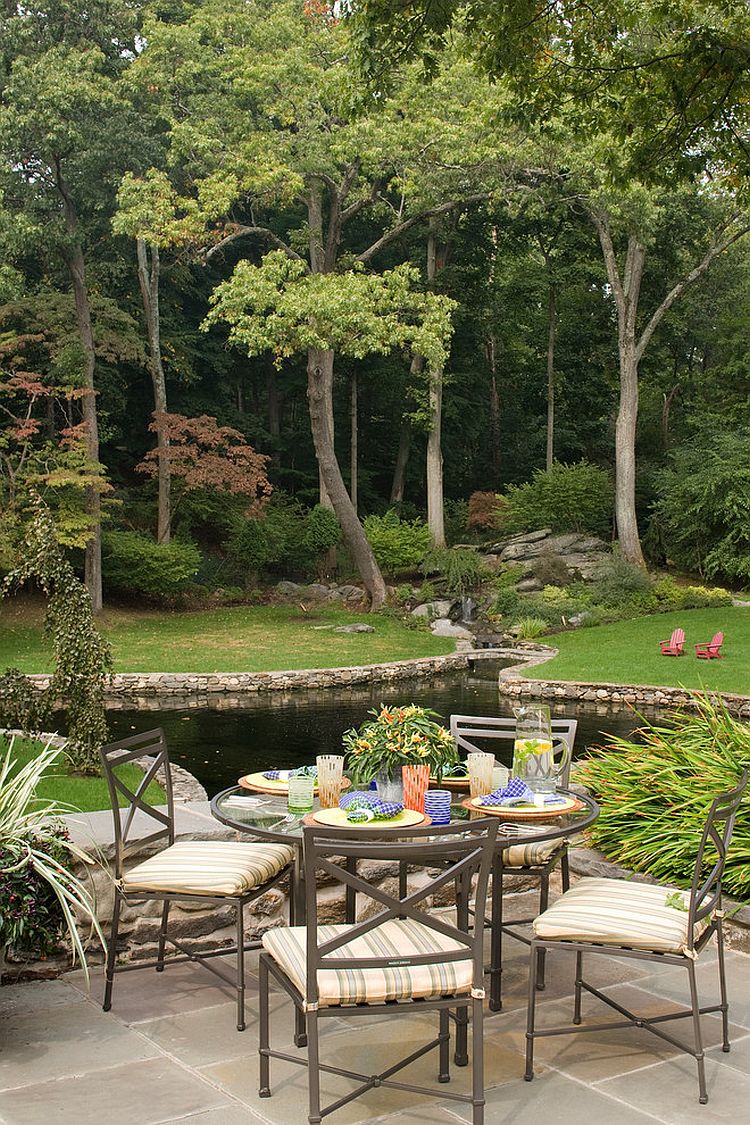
[[3, 0, 750, 613]]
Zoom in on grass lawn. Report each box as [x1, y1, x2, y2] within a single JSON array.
[[0, 598, 454, 674], [533, 607, 750, 692], [4, 735, 165, 813]]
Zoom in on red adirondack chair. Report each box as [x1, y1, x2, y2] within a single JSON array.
[[695, 631, 724, 659], [660, 627, 685, 656]]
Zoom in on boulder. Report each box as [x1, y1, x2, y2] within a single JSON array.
[[488, 529, 552, 554], [516, 577, 543, 593], [333, 623, 375, 634], [568, 611, 593, 628], [430, 618, 473, 639], [337, 584, 365, 601], [301, 583, 331, 601], [276, 580, 303, 596], [411, 599, 454, 619]]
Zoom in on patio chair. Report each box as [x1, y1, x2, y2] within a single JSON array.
[[99, 729, 295, 1031], [450, 713, 578, 1011], [695, 631, 724, 659], [258, 817, 499, 1125], [660, 627, 686, 656], [524, 769, 749, 1104]]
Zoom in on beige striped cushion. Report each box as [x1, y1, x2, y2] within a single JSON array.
[[533, 877, 695, 953], [122, 841, 294, 896], [262, 918, 473, 1007], [502, 839, 564, 867]]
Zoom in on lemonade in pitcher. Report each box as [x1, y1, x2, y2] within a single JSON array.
[[512, 705, 556, 794]]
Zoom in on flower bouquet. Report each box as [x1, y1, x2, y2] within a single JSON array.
[[342, 705, 459, 792]]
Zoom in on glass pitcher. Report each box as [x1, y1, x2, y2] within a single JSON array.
[[512, 704, 567, 794]]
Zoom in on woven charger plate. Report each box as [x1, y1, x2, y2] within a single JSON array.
[[461, 794, 584, 820], [238, 772, 351, 795], [303, 807, 430, 829], [428, 775, 470, 791]]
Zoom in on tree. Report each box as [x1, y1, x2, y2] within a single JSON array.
[[204, 253, 455, 607], [137, 413, 272, 540]]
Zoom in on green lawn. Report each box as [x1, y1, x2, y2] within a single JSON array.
[[533, 607, 750, 692], [0, 599, 454, 674], [4, 736, 165, 813]]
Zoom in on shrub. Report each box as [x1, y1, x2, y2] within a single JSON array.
[[577, 694, 750, 900], [492, 588, 521, 617], [494, 563, 525, 589], [505, 460, 613, 536], [467, 491, 508, 532], [652, 576, 732, 611], [531, 551, 571, 587], [363, 510, 432, 572], [514, 616, 549, 640], [444, 499, 470, 545], [102, 531, 200, 599], [227, 493, 307, 578], [0, 667, 50, 733], [420, 547, 488, 595], [302, 504, 340, 558], [589, 551, 653, 607], [393, 583, 416, 606], [653, 429, 750, 583]]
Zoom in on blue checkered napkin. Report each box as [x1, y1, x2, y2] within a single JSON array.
[[478, 777, 535, 807], [262, 769, 289, 780], [263, 766, 318, 780], [338, 792, 403, 819]]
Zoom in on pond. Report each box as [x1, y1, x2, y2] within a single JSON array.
[[104, 660, 661, 796]]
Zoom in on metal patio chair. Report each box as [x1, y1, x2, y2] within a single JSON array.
[[524, 770, 749, 1104], [258, 817, 499, 1125], [100, 729, 295, 1031], [450, 713, 578, 1010]]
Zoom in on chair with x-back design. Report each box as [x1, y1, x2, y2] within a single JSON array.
[[100, 728, 295, 1031]]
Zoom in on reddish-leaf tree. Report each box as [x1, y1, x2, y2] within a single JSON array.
[[137, 413, 271, 537]]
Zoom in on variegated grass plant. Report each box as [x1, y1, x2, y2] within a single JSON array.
[[576, 693, 750, 900], [0, 735, 105, 978]]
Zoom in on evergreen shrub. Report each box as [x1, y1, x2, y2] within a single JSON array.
[[102, 531, 200, 599], [420, 547, 488, 595], [505, 461, 613, 536], [363, 510, 432, 572]]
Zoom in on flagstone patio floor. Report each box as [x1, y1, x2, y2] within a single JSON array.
[[2, 939, 750, 1124]]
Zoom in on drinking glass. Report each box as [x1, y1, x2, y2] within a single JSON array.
[[316, 755, 345, 809], [492, 764, 510, 792], [424, 789, 452, 825], [468, 752, 495, 799], [287, 774, 315, 814], [402, 764, 430, 814]]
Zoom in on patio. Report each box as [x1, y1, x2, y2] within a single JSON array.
[[2, 937, 750, 1124]]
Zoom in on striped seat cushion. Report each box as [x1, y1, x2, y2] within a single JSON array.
[[262, 918, 473, 1008], [502, 839, 564, 868], [122, 841, 294, 896], [533, 877, 696, 953]]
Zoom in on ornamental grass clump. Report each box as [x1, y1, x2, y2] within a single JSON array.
[[342, 704, 458, 786], [577, 693, 750, 900]]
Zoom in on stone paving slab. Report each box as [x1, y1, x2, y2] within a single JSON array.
[[2, 941, 750, 1124]]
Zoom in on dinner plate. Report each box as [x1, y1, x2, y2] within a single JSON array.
[[460, 794, 584, 820], [303, 807, 429, 829], [428, 775, 470, 791], [238, 773, 352, 795]]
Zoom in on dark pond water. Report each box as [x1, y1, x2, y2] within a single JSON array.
[[104, 661, 660, 797]]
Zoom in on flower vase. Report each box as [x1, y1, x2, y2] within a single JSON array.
[[374, 770, 405, 804], [402, 764, 430, 813]]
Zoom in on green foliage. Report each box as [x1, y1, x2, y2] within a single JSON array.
[[2, 498, 112, 774], [491, 587, 521, 617], [444, 499, 470, 545], [363, 510, 432, 572], [494, 563, 525, 589], [531, 551, 572, 588], [342, 704, 459, 785], [514, 616, 549, 640], [505, 461, 613, 536], [102, 531, 200, 600], [0, 667, 50, 733], [302, 504, 340, 557], [653, 431, 750, 583], [393, 584, 416, 606], [577, 694, 750, 900], [420, 547, 488, 595], [228, 497, 339, 580], [652, 576, 732, 611], [0, 823, 71, 958], [589, 551, 654, 607]]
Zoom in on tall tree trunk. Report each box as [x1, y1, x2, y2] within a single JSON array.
[[307, 348, 386, 609], [136, 239, 171, 544], [425, 224, 446, 547], [485, 334, 501, 483], [545, 283, 556, 471], [56, 165, 102, 611], [350, 369, 358, 513], [390, 417, 411, 504], [266, 359, 281, 467]]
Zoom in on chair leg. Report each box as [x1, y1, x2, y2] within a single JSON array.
[[525, 943, 540, 1081], [345, 856, 356, 924], [306, 1009, 322, 1125], [236, 900, 246, 1032], [489, 857, 503, 1012], [472, 994, 485, 1125], [717, 922, 730, 1052], [156, 901, 170, 972], [455, 872, 470, 1066], [687, 958, 708, 1104], [295, 999, 308, 1048], [259, 956, 271, 1098], [103, 887, 121, 1012], [573, 951, 583, 1024], [536, 874, 550, 991], [438, 1008, 450, 1083], [561, 848, 570, 892]]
